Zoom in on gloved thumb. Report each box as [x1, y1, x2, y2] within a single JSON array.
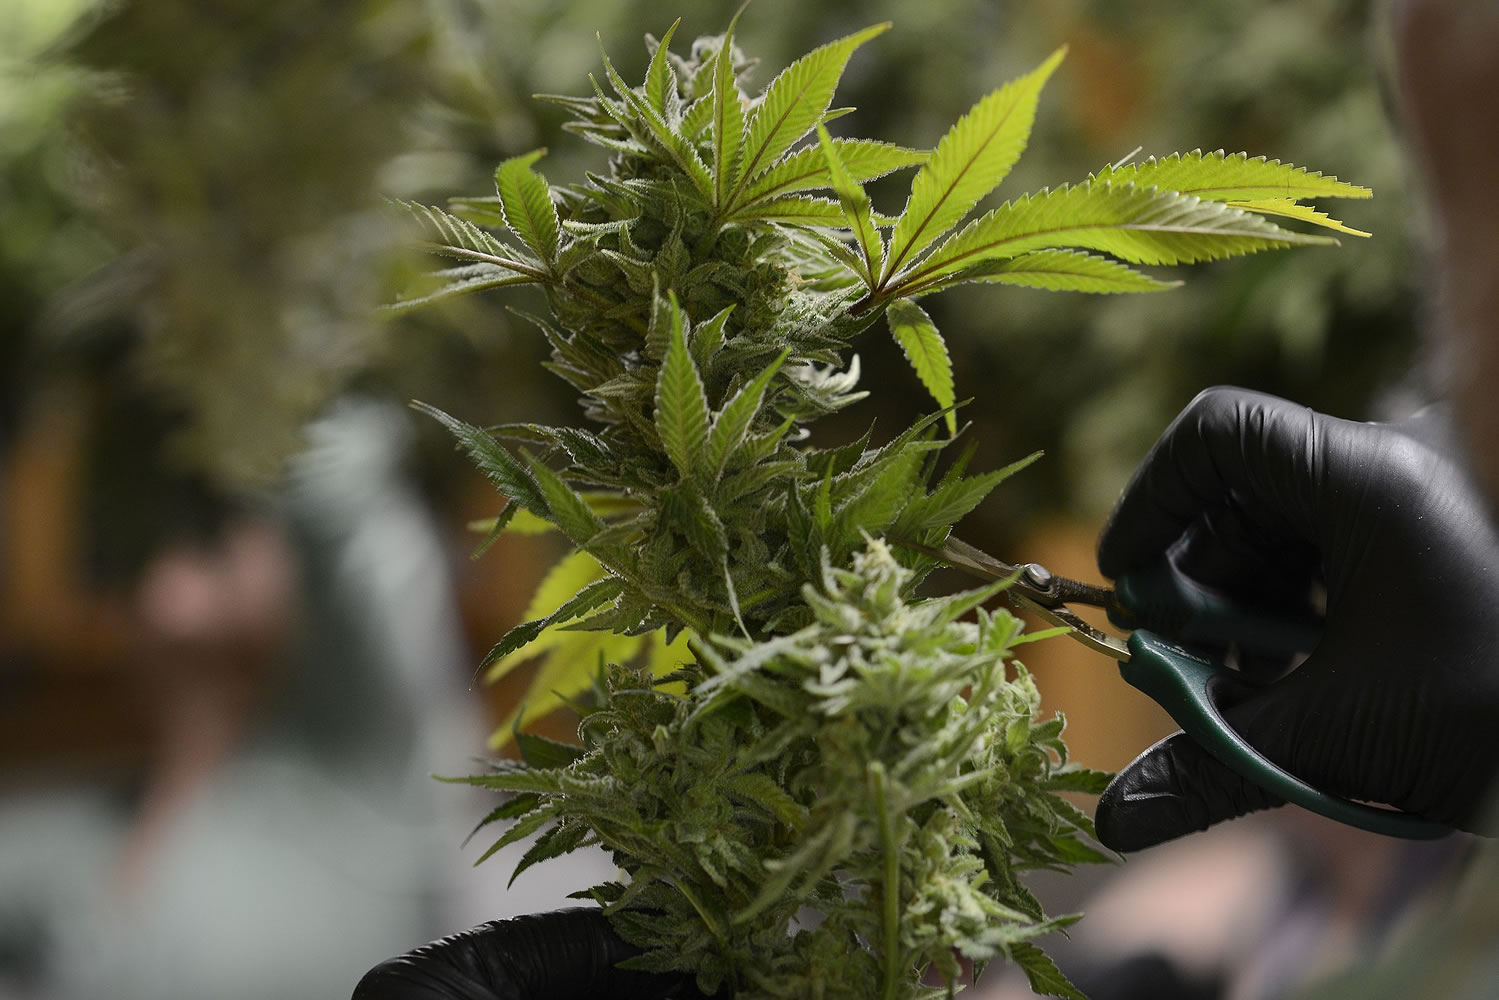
[[1095, 730, 1285, 852]]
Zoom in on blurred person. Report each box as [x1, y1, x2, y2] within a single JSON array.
[[0, 394, 609, 999]]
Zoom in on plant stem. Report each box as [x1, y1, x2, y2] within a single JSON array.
[[870, 761, 902, 1000]]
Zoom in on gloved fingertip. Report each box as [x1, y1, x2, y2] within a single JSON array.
[[1095, 732, 1284, 852], [1095, 765, 1205, 854]]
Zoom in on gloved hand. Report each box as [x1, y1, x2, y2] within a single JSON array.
[[352, 907, 715, 1000], [1094, 387, 1499, 852]]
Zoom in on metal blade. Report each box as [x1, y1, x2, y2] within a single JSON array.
[[1008, 592, 1131, 661], [897, 535, 1131, 660]]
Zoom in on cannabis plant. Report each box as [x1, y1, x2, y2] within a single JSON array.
[[394, 19, 1364, 998]]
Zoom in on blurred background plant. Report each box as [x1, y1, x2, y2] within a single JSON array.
[[0, 1, 1444, 998]]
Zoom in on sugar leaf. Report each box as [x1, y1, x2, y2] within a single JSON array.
[[413, 401, 549, 517], [654, 295, 711, 479], [495, 149, 561, 264], [706, 347, 790, 481], [644, 19, 682, 115]]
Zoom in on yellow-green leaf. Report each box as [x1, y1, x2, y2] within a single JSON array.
[[485, 549, 609, 682], [886, 298, 956, 435], [1228, 198, 1371, 237], [816, 124, 881, 286], [884, 46, 1066, 282], [898, 181, 1335, 296], [489, 630, 644, 747], [712, 15, 746, 207], [731, 23, 889, 209], [1092, 150, 1371, 203], [485, 548, 691, 744], [946, 248, 1180, 294], [739, 139, 927, 204]]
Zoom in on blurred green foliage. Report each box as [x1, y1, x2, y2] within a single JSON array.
[[1, 0, 1417, 534]]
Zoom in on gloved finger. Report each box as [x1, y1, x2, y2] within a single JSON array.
[[1166, 507, 1321, 612], [1093, 663, 1313, 854], [1098, 387, 1321, 580], [352, 908, 710, 1000], [1094, 730, 1284, 853]]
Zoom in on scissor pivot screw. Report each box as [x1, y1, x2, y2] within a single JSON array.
[[1021, 563, 1053, 590]]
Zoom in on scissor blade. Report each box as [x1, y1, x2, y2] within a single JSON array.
[[897, 536, 1132, 661], [942, 536, 1024, 580], [1009, 592, 1132, 661], [898, 537, 1051, 605]]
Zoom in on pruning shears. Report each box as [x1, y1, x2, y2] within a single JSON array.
[[908, 536, 1451, 840]]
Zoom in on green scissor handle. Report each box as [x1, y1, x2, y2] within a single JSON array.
[[1121, 630, 1452, 840]]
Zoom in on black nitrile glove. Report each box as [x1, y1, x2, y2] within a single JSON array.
[[1095, 387, 1499, 852], [352, 908, 715, 1000]]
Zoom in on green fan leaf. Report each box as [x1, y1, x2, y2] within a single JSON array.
[[471, 805, 561, 864], [495, 149, 561, 264], [712, 15, 747, 207], [940, 248, 1180, 295], [1092, 149, 1372, 203], [729, 23, 890, 210], [883, 46, 1066, 282], [739, 139, 927, 204], [514, 731, 586, 770], [886, 299, 955, 434], [895, 181, 1336, 296], [816, 125, 882, 286], [706, 347, 790, 481], [468, 501, 519, 559], [654, 296, 711, 480]]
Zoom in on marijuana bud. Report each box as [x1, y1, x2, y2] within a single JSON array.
[[458, 539, 1109, 998]]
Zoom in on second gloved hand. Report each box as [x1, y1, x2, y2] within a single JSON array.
[[352, 908, 716, 1000], [1095, 387, 1499, 852]]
